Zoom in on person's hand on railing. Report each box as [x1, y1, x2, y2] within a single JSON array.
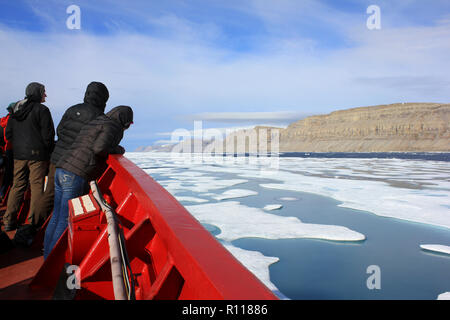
[[112, 145, 125, 155]]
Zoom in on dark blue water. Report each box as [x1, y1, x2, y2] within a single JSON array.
[[231, 184, 450, 300], [208, 152, 450, 162], [166, 173, 450, 300], [280, 152, 450, 162]]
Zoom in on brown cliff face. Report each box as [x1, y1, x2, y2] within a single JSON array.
[[204, 126, 282, 154], [135, 103, 450, 153], [279, 103, 450, 152]]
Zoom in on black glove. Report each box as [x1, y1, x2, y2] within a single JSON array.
[[114, 145, 125, 155]]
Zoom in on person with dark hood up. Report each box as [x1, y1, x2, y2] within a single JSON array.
[[37, 81, 109, 229], [43, 105, 133, 259], [2, 82, 55, 231]]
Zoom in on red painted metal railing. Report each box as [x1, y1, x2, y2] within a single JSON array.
[[31, 155, 278, 300]]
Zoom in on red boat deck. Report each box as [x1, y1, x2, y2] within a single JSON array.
[[0, 195, 52, 300], [0, 155, 278, 300], [0, 230, 51, 299]]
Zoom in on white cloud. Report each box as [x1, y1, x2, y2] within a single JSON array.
[[184, 111, 309, 123], [156, 125, 268, 140], [1, 1, 450, 150]]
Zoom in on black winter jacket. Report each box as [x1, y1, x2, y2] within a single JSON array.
[[50, 82, 109, 165], [5, 83, 55, 161], [56, 106, 133, 181]]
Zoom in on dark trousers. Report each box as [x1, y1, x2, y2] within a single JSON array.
[[35, 162, 56, 227], [3, 159, 49, 227]]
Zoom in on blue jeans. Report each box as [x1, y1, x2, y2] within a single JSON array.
[[43, 168, 88, 259]]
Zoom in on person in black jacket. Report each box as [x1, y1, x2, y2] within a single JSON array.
[[3, 82, 55, 231], [43, 105, 133, 259], [37, 82, 109, 227]]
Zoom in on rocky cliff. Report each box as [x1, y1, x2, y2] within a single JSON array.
[[204, 126, 281, 153], [279, 103, 450, 152], [135, 103, 450, 153]]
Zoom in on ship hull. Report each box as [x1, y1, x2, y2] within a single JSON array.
[[0, 155, 277, 300]]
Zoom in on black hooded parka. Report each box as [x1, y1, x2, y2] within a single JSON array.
[[50, 81, 109, 165], [5, 82, 55, 161], [56, 105, 133, 181]]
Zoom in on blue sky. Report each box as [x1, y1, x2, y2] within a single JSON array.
[[0, 0, 449, 150]]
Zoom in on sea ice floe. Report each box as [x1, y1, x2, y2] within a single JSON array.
[[438, 292, 450, 300], [279, 197, 298, 201], [258, 165, 450, 230], [213, 189, 258, 200], [222, 243, 280, 292], [168, 170, 207, 180], [143, 168, 174, 174], [175, 196, 209, 203], [129, 153, 450, 230], [263, 204, 283, 211], [186, 201, 365, 242], [157, 176, 249, 195], [126, 153, 450, 299], [158, 181, 185, 195], [420, 244, 450, 255], [200, 193, 216, 197]]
